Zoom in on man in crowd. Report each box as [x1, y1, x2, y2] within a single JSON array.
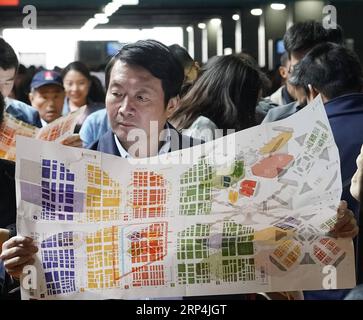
[[261, 20, 344, 122], [90, 39, 200, 157], [289, 42, 363, 220], [28, 70, 65, 126], [0, 40, 359, 302], [265, 51, 296, 106], [0, 38, 41, 127], [287, 41, 363, 299]]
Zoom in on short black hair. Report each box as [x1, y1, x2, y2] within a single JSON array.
[[0, 92, 5, 125], [105, 39, 184, 105], [289, 42, 363, 100], [283, 20, 344, 56], [0, 38, 19, 70], [280, 51, 289, 67]]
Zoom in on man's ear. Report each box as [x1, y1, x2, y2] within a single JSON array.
[[279, 66, 288, 80], [166, 96, 180, 118], [28, 92, 34, 104]]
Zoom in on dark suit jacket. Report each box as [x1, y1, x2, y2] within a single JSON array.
[[90, 122, 202, 155], [0, 159, 16, 229]]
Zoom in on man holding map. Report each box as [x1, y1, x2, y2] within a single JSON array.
[[0, 40, 359, 300]]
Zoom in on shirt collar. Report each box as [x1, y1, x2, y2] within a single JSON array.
[[40, 118, 48, 127], [4, 97, 11, 110], [113, 122, 172, 159]]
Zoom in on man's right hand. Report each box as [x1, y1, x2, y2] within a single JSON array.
[[0, 236, 38, 278]]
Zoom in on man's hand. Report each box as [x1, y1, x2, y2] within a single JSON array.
[[0, 236, 38, 278], [350, 144, 363, 201], [60, 134, 83, 148], [329, 200, 359, 238]]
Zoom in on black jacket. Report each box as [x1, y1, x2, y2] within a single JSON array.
[[0, 159, 16, 228], [0, 159, 19, 300]]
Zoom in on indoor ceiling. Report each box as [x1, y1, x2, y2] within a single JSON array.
[[0, 0, 361, 28]]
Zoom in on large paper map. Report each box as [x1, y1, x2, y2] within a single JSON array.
[[16, 96, 355, 300]]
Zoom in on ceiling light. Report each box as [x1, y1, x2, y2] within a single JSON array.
[[104, 2, 120, 16], [198, 23, 206, 29], [250, 9, 263, 16], [232, 14, 240, 21], [94, 13, 109, 24], [186, 26, 193, 32], [210, 18, 221, 26], [271, 3, 286, 10]]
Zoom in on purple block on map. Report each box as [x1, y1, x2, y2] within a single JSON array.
[[42, 168, 50, 178]]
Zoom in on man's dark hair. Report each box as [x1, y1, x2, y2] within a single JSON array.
[[289, 42, 363, 100], [0, 92, 5, 125], [283, 20, 344, 56], [0, 38, 19, 70], [280, 51, 289, 67], [105, 39, 184, 105]]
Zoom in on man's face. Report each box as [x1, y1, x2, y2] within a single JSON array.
[[29, 84, 65, 123], [288, 51, 307, 103], [0, 67, 16, 98], [106, 60, 176, 153]]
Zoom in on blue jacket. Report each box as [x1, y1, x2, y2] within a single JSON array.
[[62, 98, 105, 133], [5, 98, 42, 128], [324, 93, 363, 218], [79, 108, 109, 148]]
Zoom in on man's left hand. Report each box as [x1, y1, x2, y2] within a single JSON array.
[[329, 200, 359, 238]]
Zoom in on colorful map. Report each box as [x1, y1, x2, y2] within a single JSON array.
[[16, 96, 355, 299]]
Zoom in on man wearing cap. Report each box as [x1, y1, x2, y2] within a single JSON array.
[[29, 70, 65, 126]]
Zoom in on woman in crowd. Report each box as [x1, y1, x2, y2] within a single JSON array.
[[170, 53, 269, 141], [61, 61, 105, 132], [168, 44, 200, 97]]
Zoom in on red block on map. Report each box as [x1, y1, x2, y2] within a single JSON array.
[[239, 180, 257, 197], [252, 154, 294, 178]]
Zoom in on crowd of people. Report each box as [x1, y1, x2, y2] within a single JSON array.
[[0, 20, 362, 300]]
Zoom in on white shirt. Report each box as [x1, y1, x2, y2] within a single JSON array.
[[113, 122, 172, 158], [40, 118, 48, 128]]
